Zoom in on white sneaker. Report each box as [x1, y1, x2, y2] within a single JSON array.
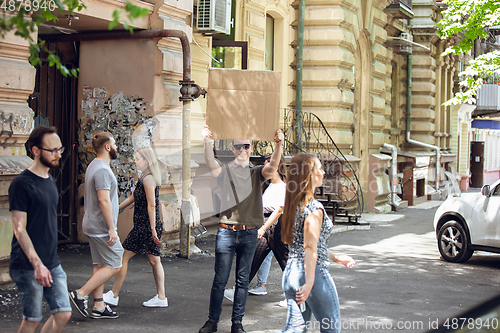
[[278, 299, 287, 308], [143, 294, 168, 308], [224, 287, 234, 303], [103, 290, 119, 307]]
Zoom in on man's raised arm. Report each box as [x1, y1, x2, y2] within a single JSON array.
[[202, 125, 222, 178], [262, 129, 284, 180]]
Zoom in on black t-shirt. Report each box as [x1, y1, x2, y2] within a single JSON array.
[[9, 169, 60, 270], [217, 162, 265, 226]]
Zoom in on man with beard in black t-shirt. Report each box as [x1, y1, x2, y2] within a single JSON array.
[[9, 126, 71, 333]]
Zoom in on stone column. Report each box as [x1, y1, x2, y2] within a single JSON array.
[[408, 47, 437, 146], [291, 1, 356, 151], [442, 61, 449, 150], [446, 61, 456, 151], [0, 26, 36, 281], [411, 0, 440, 148]]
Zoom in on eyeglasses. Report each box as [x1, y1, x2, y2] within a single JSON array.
[[39, 147, 65, 156], [233, 144, 251, 151]]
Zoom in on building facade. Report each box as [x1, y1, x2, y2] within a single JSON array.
[[0, 0, 474, 281]]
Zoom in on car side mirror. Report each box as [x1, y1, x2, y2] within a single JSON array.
[[481, 185, 490, 197]]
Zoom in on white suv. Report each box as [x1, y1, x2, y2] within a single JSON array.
[[433, 179, 500, 263]]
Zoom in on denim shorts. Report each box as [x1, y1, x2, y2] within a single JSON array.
[[10, 264, 72, 322]]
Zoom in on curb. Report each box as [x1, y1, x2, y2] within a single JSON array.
[[332, 223, 371, 234]]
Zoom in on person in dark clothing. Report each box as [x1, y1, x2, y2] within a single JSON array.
[[103, 147, 167, 308], [9, 126, 71, 333]]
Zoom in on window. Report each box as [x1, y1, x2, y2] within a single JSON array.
[[211, 40, 248, 69], [265, 15, 274, 71], [493, 184, 500, 196]]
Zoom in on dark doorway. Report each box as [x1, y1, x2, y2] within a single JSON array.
[[470, 141, 484, 188], [28, 42, 79, 243]]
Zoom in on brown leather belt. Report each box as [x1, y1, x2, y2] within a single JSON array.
[[219, 223, 256, 231]]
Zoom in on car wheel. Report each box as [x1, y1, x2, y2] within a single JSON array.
[[437, 220, 473, 263]]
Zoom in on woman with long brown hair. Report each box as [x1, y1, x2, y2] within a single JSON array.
[[278, 153, 355, 333]]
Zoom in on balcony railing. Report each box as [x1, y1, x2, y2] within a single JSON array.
[[213, 108, 364, 220], [475, 83, 500, 117], [398, 0, 411, 9], [384, 0, 414, 20]]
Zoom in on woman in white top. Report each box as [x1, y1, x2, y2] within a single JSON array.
[[247, 155, 288, 294]]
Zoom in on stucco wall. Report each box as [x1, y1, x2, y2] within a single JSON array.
[[0, 28, 36, 276], [0, 212, 13, 261]]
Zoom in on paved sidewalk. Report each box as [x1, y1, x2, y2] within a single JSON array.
[[406, 201, 443, 210], [0, 211, 407, 333], [3, 200, 499, 333], [1, 218, 376, 333]]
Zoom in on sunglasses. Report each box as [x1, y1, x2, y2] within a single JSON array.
[[233, 144, 251, 150]]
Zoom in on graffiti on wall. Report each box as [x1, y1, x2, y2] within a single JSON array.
[[79, 86, 157, 196]]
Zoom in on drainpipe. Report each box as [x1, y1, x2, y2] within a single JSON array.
[[295, 0, 305, 151], [382, 143, 399, 208], [406, 53, 441, 193], [46, 29, 207, 258]]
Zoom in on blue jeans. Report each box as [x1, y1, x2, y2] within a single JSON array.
[[278, 260, 341, 333], [208, 226, 258, 323], [10, 264, 72, 322], [257, 251, 273, 285]]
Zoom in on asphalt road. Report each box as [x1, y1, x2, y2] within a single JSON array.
[[1, 203, 499, 332]]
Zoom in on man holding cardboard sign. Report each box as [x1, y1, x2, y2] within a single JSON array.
[[199, 125, 284, 333]]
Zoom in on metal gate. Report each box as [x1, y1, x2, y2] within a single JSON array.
[[28, 42, 79, 243]]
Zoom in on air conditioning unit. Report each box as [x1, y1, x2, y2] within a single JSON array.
[[196, 0, 231, 35], [399, 32, 413, 55]]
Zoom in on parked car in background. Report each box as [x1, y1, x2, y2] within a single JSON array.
[[433, 179, 500, 263]]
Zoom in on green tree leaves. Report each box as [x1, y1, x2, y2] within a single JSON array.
[[109, 2, 148, 32], [0, 0, 148, 77], [439, 0, 500, 105]]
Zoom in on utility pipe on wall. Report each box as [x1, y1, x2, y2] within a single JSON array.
[[382, 143, 399, 208], [295, 0, 305, 151], [46, 29, 206, 258]]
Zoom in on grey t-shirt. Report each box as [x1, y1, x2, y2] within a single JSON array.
[[82, 158, 119, 237]]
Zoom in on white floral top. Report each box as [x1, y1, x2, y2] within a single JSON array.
[[288, 199, 333, 268]]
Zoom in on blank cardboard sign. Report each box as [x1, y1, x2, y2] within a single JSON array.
[[206, 68, 280, 141]]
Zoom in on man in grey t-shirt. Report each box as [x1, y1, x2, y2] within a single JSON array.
[[69, 132, 123, 319], [82, 158, 119, 237]]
